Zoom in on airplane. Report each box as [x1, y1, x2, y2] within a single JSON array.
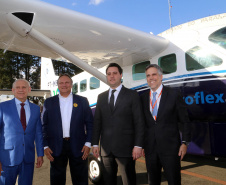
[[0, 0, 226, 183], [40, 14, 226, 183]]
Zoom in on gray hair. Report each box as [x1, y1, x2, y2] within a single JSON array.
[[57, 73, 73, 85], [145, 64, 163, 75], [12, 79, 30, 88]]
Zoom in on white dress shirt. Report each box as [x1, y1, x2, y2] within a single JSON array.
[[108, 83, 122, 105], [59, 93, 73, 138], [58, 93, 91, 148], [150, 84, 163, 119]]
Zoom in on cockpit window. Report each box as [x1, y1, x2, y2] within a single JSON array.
[[185, 46, 222, 71], [90, 77, 100, 90], [209, 27, 226, 50], [132, 61, 150, 81], [158, 54, 177, 74], [80, 79, 87, 92]]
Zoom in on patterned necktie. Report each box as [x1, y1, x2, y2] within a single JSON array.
[[152, 92, 158, 119], [109, 90, 116, 112], [20, 103, 26, 131]]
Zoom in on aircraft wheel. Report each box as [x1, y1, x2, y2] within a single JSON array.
[[88, 155, 102, 184]]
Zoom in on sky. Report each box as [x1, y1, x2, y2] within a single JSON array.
[[41, 0, 225, 35]]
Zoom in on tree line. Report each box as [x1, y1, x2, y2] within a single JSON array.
[[0, 50, 82, 104], [0, 50, 82, 89]]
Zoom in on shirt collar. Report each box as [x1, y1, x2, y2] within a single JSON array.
[[150, 84, 163, 95], [59, 92, 72, 99], [15, 98, 29, 105], [110, 84, 122, 93]]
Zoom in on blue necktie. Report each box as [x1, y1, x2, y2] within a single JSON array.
[[152, 92, 157, 119]]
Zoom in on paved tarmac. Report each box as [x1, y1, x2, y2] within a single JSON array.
[[31, 155, 226, 185]]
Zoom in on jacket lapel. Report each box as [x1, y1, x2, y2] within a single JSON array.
[[146, 91, 150, 111], [113, 85, 126, 112], [156, 86, 168, 120], [103, 90, 112, 114], [70, 94, 80, 127], [26, 102, 33, 131], [54, 96, 63, 132], [10, 99, 24, 131], [144, 90, 155, 120]]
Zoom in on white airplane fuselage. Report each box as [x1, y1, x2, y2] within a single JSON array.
[[42, 14, 226, 157]]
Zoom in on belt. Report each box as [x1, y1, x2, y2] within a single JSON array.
[[63, 137, 70, 141]]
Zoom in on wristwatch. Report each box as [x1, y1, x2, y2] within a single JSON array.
[[182, 141, 190, 146]]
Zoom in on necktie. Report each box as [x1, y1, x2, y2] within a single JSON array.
[[20, 103, 26, 131], [109, 90, 116, 112], [152, 92, 158, 120]]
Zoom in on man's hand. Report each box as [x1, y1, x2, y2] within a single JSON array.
[[132, 147, 142, 160], [178, 144, 187, 160], [81, 146, 90, 160], [92, 147, 99, 158], [36, 156, 44, 168], [44, 148, 54, 162], [0, 162, 2, 176], [142, 149, 145, 158]]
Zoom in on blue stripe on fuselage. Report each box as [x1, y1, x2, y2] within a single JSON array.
[[90, 69, 226, 107]]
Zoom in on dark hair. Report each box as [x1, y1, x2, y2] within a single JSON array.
[[106, 63, 123, 74], [57, 73, 73, 85], [145, 64, 163, 75]]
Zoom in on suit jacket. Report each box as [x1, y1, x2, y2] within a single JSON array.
[[42, 94, 93, 157], [92, 85, 144, 157], [140, 86, 191, 155], [0, 99, 44, 166]]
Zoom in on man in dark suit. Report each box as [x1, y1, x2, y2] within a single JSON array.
[[42, 74, 93, 185], [92, 63, 144, 185], [140, 64, 191, 185], [0, 79, 44, 185]]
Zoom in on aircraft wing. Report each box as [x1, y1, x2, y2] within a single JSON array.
[[0, 0, 169, 65], [0, 0, 169, 82]]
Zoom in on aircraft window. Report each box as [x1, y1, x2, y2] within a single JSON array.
[[80, 79, 87, 92], [186, 46, 222, 71], [158, 54, 177, 74], [208, 27, 226, 50], [132, 61, 150, 81], [72, 83, 78, 94], [90, 77, 100, 90]]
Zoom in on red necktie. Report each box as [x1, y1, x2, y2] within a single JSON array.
[[20, 103, 26, 131]]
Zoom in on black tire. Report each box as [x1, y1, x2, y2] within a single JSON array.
[[88, 154, 103, 184]]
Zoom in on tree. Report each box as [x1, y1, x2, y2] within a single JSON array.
[[0, 50, 15, 89], [52, 60, 83, 77], [0, 50, 40, 89], [0, 50, 83, 105]]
